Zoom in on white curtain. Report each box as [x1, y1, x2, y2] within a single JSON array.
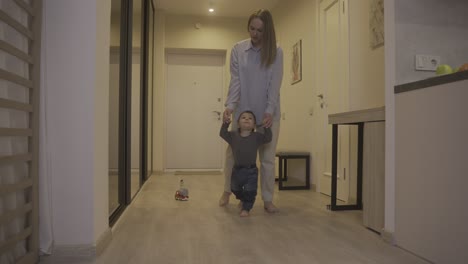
[[0, 0, 30, 263], [38, 0, 54, 255]]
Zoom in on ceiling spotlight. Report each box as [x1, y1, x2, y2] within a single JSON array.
[[208, 8, 214, 13]]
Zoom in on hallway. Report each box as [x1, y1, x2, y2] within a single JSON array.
[[44, 174, 429, 264]]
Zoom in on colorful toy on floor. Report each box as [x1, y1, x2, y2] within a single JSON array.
[[175, 179, 189, 201]]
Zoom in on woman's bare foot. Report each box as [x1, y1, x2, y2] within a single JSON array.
[[264, 201, 279, 213], [218, 192, 231, 207], [240, 210, 249, 217]]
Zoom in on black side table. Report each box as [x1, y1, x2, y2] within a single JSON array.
[[275, 152, 310, 190]]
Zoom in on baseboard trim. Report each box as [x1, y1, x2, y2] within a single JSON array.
[[39, 228, 112, 263], [40, 244, 96, 263], [153, 170, 164, 175], [96, 228, 113, 256], [310, 183, 317, 192], [381, 229, 396, 245], [174, 170, 222, 175]]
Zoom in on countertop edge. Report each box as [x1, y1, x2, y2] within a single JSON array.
[[329, 106, 385, 125], [394, 71, 468, 94]]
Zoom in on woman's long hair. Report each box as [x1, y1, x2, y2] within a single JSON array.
[[247, 9, 277, 66]]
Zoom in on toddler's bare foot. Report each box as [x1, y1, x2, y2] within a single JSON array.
[[240, 210, 249, 217], [237, 201, 243, 210], [218, 192, 231, 207]]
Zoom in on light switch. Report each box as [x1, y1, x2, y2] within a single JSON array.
[[415, 54, 440, 71]]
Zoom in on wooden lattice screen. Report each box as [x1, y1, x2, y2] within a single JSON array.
[[0, 0, 42, 263]]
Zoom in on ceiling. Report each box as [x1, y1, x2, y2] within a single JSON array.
[[153, 0, 281, 18]]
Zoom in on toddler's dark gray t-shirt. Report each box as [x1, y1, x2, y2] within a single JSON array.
[[219, 122, 272, 167]]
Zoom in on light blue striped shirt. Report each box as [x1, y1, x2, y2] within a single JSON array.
[[225, 39, 283, 125]]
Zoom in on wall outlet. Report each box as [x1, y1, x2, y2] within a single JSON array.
[[415, 54, 440, 71]]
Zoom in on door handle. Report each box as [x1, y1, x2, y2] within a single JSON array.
[[212, 111, 221, 120], [317, 94, 326, 109]]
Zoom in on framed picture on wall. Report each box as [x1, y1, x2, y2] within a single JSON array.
[[291, 39, 302, 84], [370, 0, 384, 49]]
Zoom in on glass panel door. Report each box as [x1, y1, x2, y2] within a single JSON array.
[[130, 0, 142, 199], [146, 1, 154, 179], [109, 0, 151, 222], [109, 0, 123, 216]]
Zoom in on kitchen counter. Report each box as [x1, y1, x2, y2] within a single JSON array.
[[394, 73, 468, 263], [327, 107, 385, 219], [394, 70, 468, 94]]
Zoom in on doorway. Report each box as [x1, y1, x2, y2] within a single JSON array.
[[165, 51, 225, 171], [317, 0, 350, 202]]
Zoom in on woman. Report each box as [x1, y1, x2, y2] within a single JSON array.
[[219, 9, 283, 213]]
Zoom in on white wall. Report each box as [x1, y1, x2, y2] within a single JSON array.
[[272, 0, 385, 191], [348, 0, 386, 203], [349, 1, 385, 110], [384, 0, 396, 238], [272, 0, 317, 147], [42, 0, 109, 247], [395, 80, 468, 264], [153, 9, 165, 172], [395, 0, 468, 84], [164, 14, 246, 95], [164, 15, 246, 50], [94, 0, 111, 243], [110, 10, 120, 47], [271, 0, 318, 187], [152, 13, 246, 172]]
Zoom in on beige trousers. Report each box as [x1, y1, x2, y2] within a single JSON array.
[[223, 120, 280, 202]]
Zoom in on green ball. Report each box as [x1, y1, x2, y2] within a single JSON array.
[[436, 64, 453, 75]]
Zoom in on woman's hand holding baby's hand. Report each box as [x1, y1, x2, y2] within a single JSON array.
[[262, 113, 272, 128], [223, 108, 233, 123]]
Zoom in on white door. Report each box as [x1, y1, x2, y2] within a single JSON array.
[[317, 0, 350, 202], [165, 52, 225, 170]]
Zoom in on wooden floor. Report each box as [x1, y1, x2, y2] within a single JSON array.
[[44, 173, 430, 264]]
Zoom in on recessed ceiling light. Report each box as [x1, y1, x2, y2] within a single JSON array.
[[209, 8, 214, 13]]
